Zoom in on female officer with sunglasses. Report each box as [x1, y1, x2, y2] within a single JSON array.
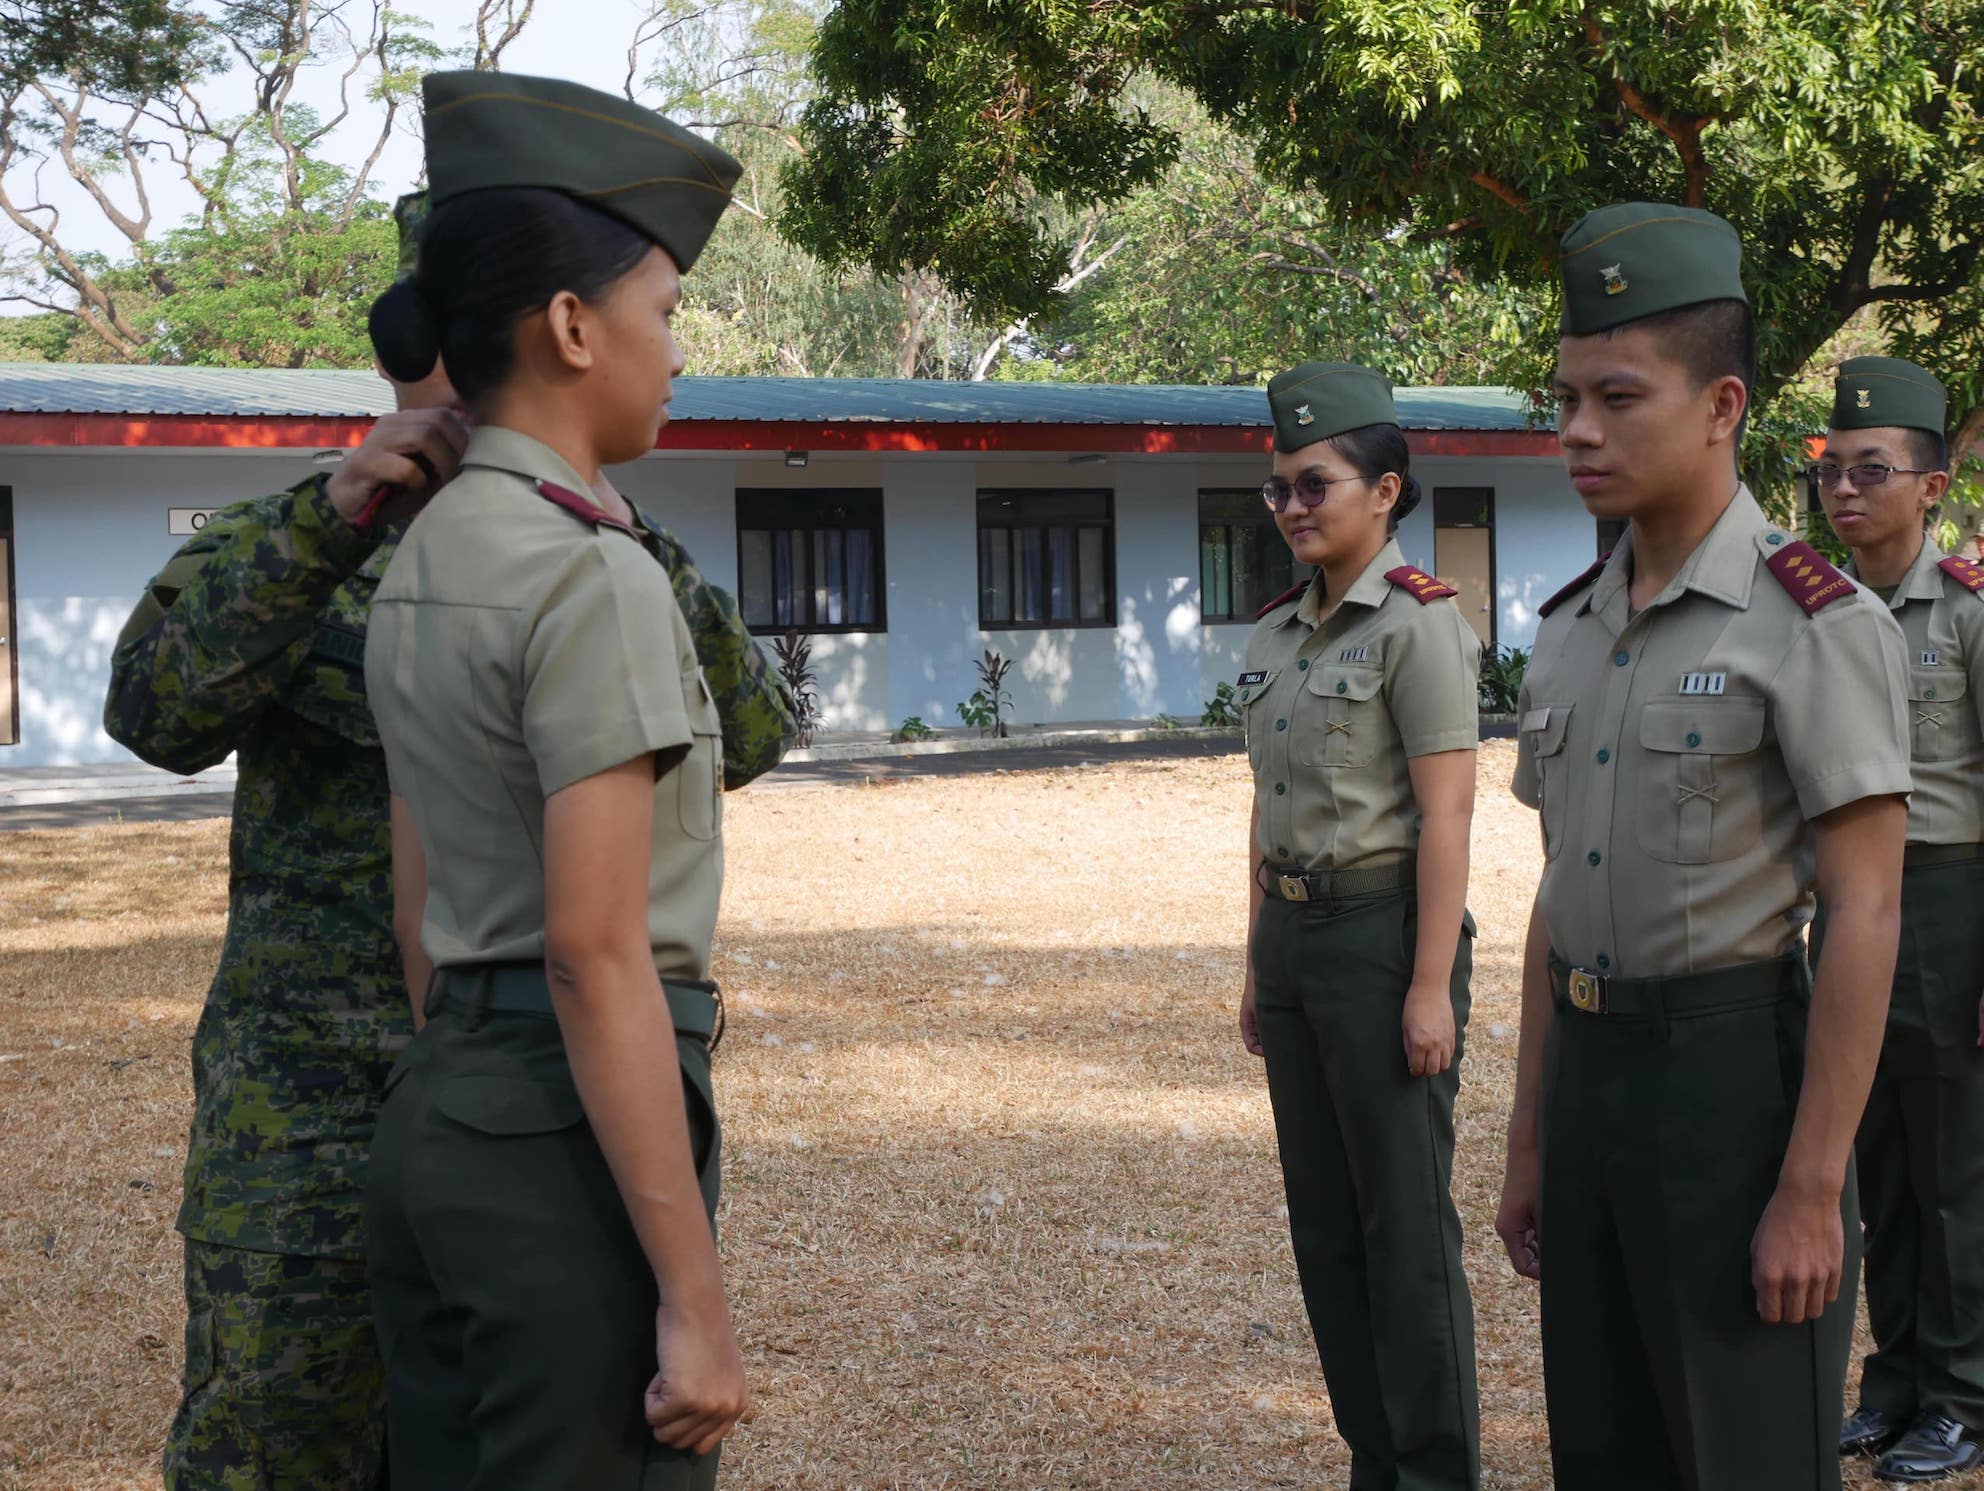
[[1235, 362, 1484, 1491]]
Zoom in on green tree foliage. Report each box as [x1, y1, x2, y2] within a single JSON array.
[[783, 0, 1984, 439], [1, 0, 213, 95], [991, 90, 1544, 387]]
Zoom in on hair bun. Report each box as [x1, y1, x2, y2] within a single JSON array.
[[368, 280, 441, 385], [1396, 472, 1425, 523]]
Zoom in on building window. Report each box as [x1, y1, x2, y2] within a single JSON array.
[[977, 490, 1114, 629], [737, 489, 885, 634], [1198, 490, 1308, 622]]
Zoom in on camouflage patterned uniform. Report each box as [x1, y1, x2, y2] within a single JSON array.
[[105, 471, 792, 1491]]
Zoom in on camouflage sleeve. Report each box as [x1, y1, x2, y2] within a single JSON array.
[[103, 475, 379, 774], [631, 506, 798, 788]]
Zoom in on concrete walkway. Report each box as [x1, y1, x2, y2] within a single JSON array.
[[0, 726, 1245, 830]]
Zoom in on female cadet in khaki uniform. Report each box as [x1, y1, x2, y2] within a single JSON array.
[[1236, 362, 1484, 1491], [360, 71, 746, 1489]]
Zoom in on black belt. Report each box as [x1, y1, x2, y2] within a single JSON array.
[[433, 962, 724, 1048], [1548, 953, 1803, 1018], [1905, 842, 1982, 869], [1261, 857, 1413, 903]]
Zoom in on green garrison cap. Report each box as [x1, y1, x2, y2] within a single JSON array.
[[1558, 202, 1746, 337], [421, 70, 742, 272], [1266, 362, 1397, 453], [1831, 355, 1947, 436]]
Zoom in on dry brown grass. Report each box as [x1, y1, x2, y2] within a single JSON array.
[[0, 743, 1972, 1489]]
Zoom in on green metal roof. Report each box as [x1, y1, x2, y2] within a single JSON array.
[[0, 363, 1541, 430]]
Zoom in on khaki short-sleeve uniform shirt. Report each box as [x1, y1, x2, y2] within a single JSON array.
[[366, 427, 724, 981], [1846, 539, 1984, 846], [1242, 537, 1482, 869], [1511, 488, 1911, 978]]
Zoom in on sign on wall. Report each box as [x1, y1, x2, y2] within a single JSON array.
[[168, 509, 222, 535]]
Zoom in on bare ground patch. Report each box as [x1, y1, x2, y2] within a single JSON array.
[[0, 744, 1955, 1488]]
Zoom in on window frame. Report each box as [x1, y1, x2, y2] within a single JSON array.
[[735, 488, 887, 637], [1196, 487, 1308, 624], [975, 488, 1117, 631]]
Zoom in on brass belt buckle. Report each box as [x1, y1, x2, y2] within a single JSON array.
[[1567, 968, 1608, 1014], [1277, 873, 1310, 903]]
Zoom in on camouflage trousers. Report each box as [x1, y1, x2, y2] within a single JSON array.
[[164, 1241, 387, 1491]]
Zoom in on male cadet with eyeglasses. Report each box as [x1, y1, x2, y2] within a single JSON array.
[[1494, 202, 1912, 1491], [1813, 357, 1984, 1484], [105, 193, 793, 1491]]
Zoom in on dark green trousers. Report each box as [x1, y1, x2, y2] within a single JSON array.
[[367, 985, 722, 1491], [1841, 856, 1984, 1430], [1251, 888, 1481, 1491], [1539, 957, 1856, 1491]]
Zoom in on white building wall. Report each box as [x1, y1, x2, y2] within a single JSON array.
[[0, 442, 1585, 767]]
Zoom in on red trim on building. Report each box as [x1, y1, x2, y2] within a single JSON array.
[[0, 411, 1560, 457]]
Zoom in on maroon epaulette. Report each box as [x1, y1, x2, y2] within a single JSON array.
[[536, 479, 638, 538], [1764, 539, 1856, 615], [1537, 553, 1610, 618], [1939, 555, 1984, 596], [1255, 582, 1309, 620], [1385, 565, 1458, 604]]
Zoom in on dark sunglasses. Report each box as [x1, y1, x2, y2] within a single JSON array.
[[1260, 471, 1368, 513], [1805, 462, 1935, 492]]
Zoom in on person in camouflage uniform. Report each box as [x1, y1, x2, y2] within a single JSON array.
[[105, 196, 794, 1491]]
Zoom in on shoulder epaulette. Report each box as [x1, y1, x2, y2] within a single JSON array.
[[1384, 565, 1458, 604], [1537, 553, 1610, 618], [536, 479, 638, 538], [1255, 582, 1309, 621], [1763, 538, 1856, 615], [1939, 555, 1984, 596]]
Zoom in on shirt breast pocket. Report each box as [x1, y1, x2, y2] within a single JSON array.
[[1238, 668, 1281, 769], [678, 672, 724, 842], [1909, 667, 1972, 762], [1520, 704, 1573, 860], [1299, 665, 1384, 768], [1636, 697, 1766, 864]]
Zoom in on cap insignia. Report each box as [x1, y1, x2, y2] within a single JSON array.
[[1601, 263, 1628, 296], [1856, 388, 1872, 409], [1295, 404, 1314, 426]]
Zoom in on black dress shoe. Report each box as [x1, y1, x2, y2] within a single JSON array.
[[1876, 1415, 1984, 1482], [1843, 1406, 1906, 1457]]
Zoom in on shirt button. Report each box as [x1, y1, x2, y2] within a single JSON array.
[[1767, 533, 1784, 546], [1276, 718, 1288, 731], [1297, 658, 1311, 671], [1277, 846, 1289, 858], [1335, 681, 1347, 695], [1926, 688, 1937, 700], [1686, 731, 1702, 748], [1275, 783, 1287, 796], [1613, 650, 1630, 667], [1597, 954, 1611, 971], [1587, 850, 1602, 867], [1596, 748, 1610, 765]]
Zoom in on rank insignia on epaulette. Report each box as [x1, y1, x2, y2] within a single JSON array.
[[1384, 565, 1458, 603], [1939, 556, 1984, 595], [1764, 540, 1855, 615], [1538, 554, 1610, 618], [536, 479, 638, 538], [1255, 582, 1310, 620]]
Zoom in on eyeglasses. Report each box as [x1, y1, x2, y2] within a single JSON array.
[[1805, 462, 1936, 492], [1261, 472, 1367, 513]]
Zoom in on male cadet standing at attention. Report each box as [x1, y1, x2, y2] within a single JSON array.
[[1816, 357, 1984, 1484], [104, 195, 794, 1491], [1493, 202, 1913, 1491]]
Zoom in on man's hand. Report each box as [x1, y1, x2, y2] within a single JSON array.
[[324, 407, 471, 527], [1751, 1180, 1844, 1324], [1239, 977, 1263, 1057], [1403, 981, 1456, 1077], [1496, 1140, 1542, 1280]]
